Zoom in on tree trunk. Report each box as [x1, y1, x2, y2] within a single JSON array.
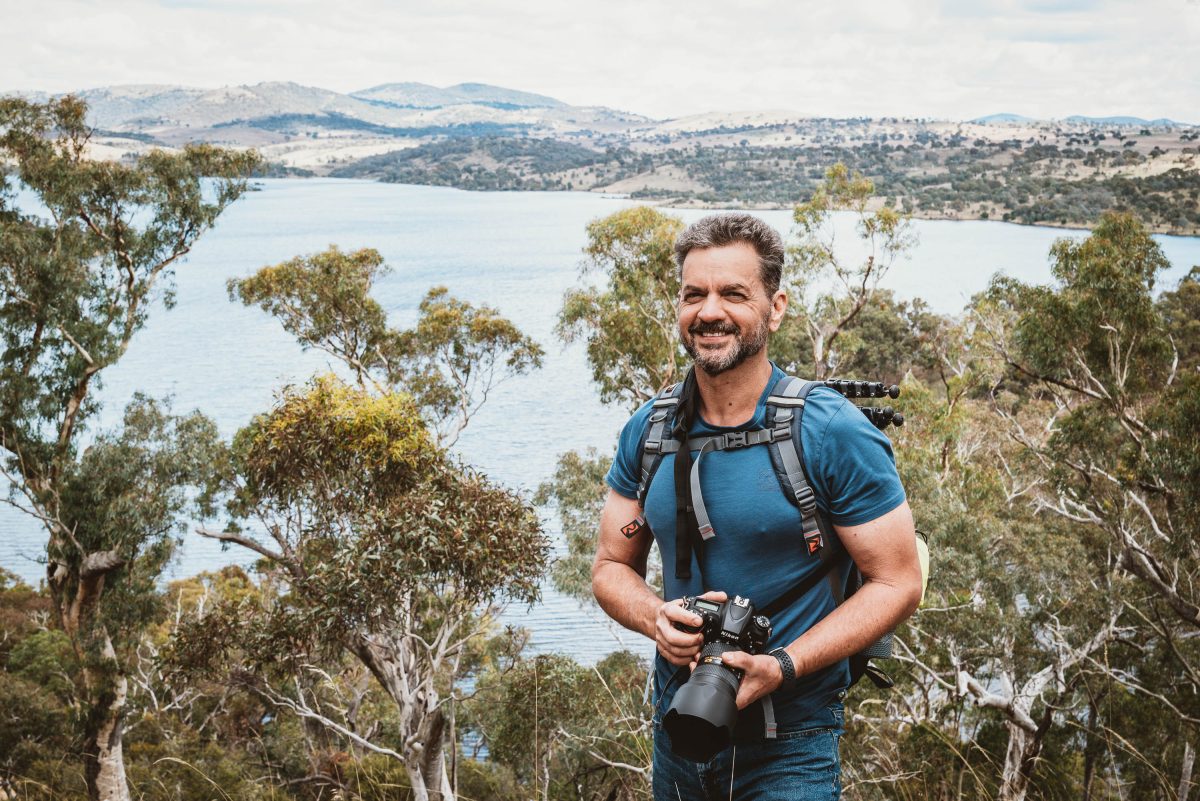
[[1179, 741, 1195, 801], [998, 719, 1044, 801], [352, 634, 455, 800], [404, 760, 432, 801], [82, 669, 131, 801], [1082, 697, 1100, 801], [419, 706, 452, 799], [67, 572, 132, 801]]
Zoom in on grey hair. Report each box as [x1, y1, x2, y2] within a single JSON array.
[[673, 213, 785, 295]]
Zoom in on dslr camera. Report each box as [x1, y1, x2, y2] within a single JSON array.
[[662, 595, 772, 761]]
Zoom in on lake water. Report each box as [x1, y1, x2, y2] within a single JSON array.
[[3, 178, 1198, 664]]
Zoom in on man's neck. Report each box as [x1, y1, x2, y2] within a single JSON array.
[[693, 355, 774, 427]]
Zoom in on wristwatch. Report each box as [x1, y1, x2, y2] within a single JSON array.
[[768, 647, 796, 688]]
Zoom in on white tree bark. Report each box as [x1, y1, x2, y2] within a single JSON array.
[[1179, 741, 1195, 801], [86, 637, 132, 801]]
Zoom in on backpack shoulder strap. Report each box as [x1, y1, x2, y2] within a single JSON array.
[[764, 377, 823, 539], [636, 381, 687, 506]]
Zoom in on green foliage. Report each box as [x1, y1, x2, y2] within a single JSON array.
[[7, 628, 75, 700], [557, 206, 687, 410], [534, 448, 615, 602], [396, 286, 544, 444], [1158, 265, 1200, 372], [331, 136, 617, 191], [980, 214, 1196, 588], [229, 246, 543, 445], [0, 672, 73, 788], [60, 397, 225, 647], [468, 651, 651, 801], [1002, 212, 1173, 393], [777, 164, 917, 378], [326, 126, 1200, 233], [229, 375, 435, 515], [179, 377, 548, 666], [0, 569, 51, 662], [228, 246, 395, 383]]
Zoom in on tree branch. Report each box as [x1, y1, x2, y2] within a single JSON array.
[[195, 527, 287, 565]]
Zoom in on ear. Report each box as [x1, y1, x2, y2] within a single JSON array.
[[768, 289, 788, 332]]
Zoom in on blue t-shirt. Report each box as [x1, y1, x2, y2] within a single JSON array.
[[605, 365, 906, 729]]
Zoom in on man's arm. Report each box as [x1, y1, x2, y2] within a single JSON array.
[[722, 499, 923, 708], [592, 489, 722, 666]]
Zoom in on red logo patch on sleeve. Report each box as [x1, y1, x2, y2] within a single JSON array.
[[621, 516, 647, 539]]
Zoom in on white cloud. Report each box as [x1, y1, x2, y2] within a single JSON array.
[[4, 0, 1198, 121]]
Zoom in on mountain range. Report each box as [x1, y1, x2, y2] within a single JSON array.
[[973, 112, 1189, 126], [23, 81, 643, 137], [13, 80, 1191, 139]]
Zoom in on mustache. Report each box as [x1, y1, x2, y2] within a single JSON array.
[[688, 322, 738, 336]]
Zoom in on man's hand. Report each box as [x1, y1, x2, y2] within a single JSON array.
[[720, 650, 784, 710], [655, 590, 727, 666]]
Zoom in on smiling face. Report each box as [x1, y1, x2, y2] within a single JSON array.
[[677, 242, 787, 376]]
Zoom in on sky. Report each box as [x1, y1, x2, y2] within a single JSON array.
[[5, 0, 1199, 122]]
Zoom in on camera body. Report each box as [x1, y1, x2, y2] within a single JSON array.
[[663, 595, 772, 761], [675, 595, 772, 664]]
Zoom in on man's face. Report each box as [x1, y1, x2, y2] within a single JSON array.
[[677, 242, 787, 376]]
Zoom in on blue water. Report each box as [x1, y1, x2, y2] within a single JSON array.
[[3, 178, 1198, 663]]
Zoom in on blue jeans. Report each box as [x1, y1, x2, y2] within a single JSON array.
[[652, 704, 844, 801]]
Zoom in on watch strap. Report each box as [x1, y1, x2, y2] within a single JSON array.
[[769, 647, 796, 687]]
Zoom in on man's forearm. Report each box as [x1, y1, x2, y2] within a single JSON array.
[[591, 559, 663, 640]]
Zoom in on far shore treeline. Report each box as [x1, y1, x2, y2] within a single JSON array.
[[2, 95, 1200, 801]]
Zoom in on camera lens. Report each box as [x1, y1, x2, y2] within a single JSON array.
[[662, 642, 742, 762]]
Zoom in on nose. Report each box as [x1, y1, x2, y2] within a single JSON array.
[[697, 291, 726, 322]]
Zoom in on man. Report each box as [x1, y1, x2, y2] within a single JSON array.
[[592, 213, 923, 800]]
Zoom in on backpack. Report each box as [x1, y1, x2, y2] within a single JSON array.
[[635, 373, 929, 690]]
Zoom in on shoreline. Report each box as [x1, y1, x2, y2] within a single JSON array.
[[253, 175, 1200, 238], [639, 196, 1200, 237]]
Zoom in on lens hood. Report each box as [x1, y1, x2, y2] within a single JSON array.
[[662, 643, 742, 762]]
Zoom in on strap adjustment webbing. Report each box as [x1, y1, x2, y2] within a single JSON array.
[[653, 426, 791, 455]]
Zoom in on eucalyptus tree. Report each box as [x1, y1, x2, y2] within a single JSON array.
[[0, 96, 258, 800], [556, 205, 688, 409], [778, 163, 916, 378], [467, 651, 653, 801], [979, 214, 1200, 641], [177, 246, 549, 801], [971, 213, 1200, 793], [227, 245, 544, 446], [882, 366, 1130, 801]]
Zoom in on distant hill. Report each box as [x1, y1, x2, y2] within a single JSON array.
[[57, 81, 645, 136], [972, 113, 1036, 124], [353, 82, 566, 110], [1063, 114, 1188, 127], [973, 113, 1191, 127], [79, 82, 394, 129]]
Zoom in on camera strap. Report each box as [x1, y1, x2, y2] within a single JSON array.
[[670, 368, 703, 581], [758, 534, 847, 619]]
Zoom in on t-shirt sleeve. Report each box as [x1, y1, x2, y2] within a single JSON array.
[[805, 390, 906, 527], [605, 400, 656, 500]]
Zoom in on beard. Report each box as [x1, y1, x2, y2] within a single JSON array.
[[682, 311, 771, 376]]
